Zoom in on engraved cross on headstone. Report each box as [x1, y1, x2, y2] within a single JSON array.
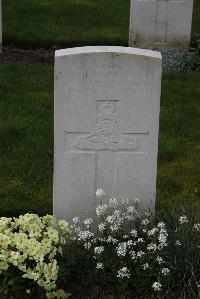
[[64, 99, 148, 201]]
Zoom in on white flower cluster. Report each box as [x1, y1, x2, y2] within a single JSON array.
[[70, 190, 200, 295], [116, 242, 127, 256], [96, 189, 105, 198], [117, 267, 130, 279], [70, 190, 173, 293], [0, 214, 70, 296], [152, 281, 162, 291], [193, 223, 200, 232], [96, 204, 108, 218], [96, 262, 104, 270], [179, 215, 189, 224], [94, 246, 104, 255]]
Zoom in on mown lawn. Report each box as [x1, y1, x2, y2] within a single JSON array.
[[2, 0, 200, 49], [0, 64, 200, 217], [0, 64, 53, 216], [192, 0, 200, 34], [3, 0, 130, 49]]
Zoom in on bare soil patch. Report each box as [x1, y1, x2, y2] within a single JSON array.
[[0, 47, 54, 64]]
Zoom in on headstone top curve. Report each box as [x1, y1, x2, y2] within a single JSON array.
[[55, 46, 162, 60]]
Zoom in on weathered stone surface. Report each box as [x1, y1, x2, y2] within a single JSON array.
[[54, 46, 162, 220], [129, 0, 194, 49]]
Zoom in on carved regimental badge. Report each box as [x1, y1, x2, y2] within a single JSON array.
[[76, 101, 138, 151]]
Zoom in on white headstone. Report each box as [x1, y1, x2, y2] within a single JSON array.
[[0, 0, 2, 52], [129, 0, 194, 49], [54, 46, 162, 220]]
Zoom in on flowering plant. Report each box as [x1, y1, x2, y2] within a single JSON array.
[[0, 213, 70, 298], [69, 189, 200, 297], [0, 193, 199, 298], [70, 191, 170, 294]]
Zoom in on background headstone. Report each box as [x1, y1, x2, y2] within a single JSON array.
[[129, 0, 194, 49], [54, 46, 162, 220]]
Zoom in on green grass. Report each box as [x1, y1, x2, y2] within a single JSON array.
[[157, 72, 200, 210], [88, 298, 130, 299], [0, 64, 53, 216], [2, 0, 200, 49], [192, 0, 200, 34], [0, 64, 200, 217], [3, 0, 130, 49]]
